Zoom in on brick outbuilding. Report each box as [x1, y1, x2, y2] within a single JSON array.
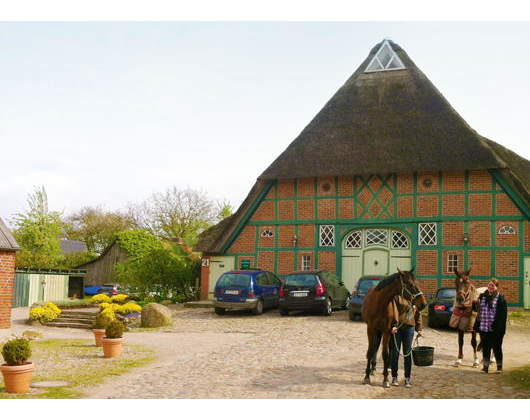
[[195, 39, 530, 308], [0, 217, 19, 329]]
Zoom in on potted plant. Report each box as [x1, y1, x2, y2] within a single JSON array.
[[1, 337, 34, 394], [101, 320, 125, 358], [92, 312, 111, 347]]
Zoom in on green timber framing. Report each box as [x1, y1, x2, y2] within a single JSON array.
[[214, 169, 529, 307]]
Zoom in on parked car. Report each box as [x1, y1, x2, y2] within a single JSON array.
[[213, 270, 281, 315], [348, 276, 383, 321], [84, 284, 120, 297], [279, 270, 350, 316], [427, 287, 456, 328]]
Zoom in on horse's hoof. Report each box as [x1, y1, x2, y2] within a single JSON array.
[[472, 361, 480, 368], [454, 359, 462, 367], [362, 377, 371, 385], [382, 381, 390, 388]]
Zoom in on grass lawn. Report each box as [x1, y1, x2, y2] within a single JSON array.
[[0, 339, 154, 399], [508, 310, 530, 327]]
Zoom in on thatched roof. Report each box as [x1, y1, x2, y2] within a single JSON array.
[[0, 217, 19, 251], [260, 39, 506, 179], [195, 40, 530, 253]]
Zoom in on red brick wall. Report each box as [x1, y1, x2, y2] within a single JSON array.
[[0, 251, 16, 329], [200, 256, 210, 300], [205, 169, 526, 305]]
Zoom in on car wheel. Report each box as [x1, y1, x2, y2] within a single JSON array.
[[428, 317, 435, 328], [322, 297, 332, 316], [214, 307, 226, 315], [342, 294, 351, 310], [252, 300, 264, 315], [280, 308, 289, 316]]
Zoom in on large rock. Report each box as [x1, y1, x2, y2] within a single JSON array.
[[141, 303, 173, 328]]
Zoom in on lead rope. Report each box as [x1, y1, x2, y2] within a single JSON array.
[[391, 276, 420, 358]]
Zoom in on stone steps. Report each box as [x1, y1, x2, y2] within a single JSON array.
[[47, 309, 98, 330]]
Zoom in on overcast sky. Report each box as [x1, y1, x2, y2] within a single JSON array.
[[1, 21, 529, 224]]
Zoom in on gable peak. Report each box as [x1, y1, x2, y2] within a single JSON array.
[[365, 39, 406, 73]]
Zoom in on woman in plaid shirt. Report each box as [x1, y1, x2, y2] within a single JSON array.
[[473, 278, 507, 374]]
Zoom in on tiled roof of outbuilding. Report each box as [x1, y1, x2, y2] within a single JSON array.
[[0, 217, 19, 251]]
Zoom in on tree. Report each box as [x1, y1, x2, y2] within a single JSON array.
[[216, 199, 233, 221], [112, 232, 199, 301], [64, 206, 134, 254], [11, 186, 64, 268], [128, 186, 227, 247]]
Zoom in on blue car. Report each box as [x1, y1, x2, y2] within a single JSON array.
[[213, 270, 281, 315], [348, 276, 383, 320]]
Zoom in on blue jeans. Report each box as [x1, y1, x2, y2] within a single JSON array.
[[390, 326, 414, 378]]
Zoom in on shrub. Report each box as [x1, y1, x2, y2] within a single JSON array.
[[115, 302, 142, 315], [93, 312, 113, 329], [105, 320, 124, 339], [110, 294, 129, 304], [1, 338, 32, 366], [31, 299, 93, 309], [45, 302, 61, 316], [90, 294, 111, 304], [100, 307, 117, 321], [29, 307, 58, 323]]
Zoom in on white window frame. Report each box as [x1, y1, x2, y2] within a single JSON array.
[[345, 231, 362, 249], [447, 254, 459, 273], [364, 39, 406, 73], [365, 228, 388, 247], [319, 225, 335, 247], [260, 228, 274, 238], [302, 255, 311, 271], [391, 230, 409, 249], [498, 225, 516, 235], [418, 222, 437, 246]]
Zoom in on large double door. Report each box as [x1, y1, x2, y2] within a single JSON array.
[[341, 228, 411, 293]]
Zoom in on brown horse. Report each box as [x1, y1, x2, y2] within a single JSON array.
[[453, 269, 487, 367], [362, 268, 427, 388]]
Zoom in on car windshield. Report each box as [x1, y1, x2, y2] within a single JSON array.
[[284, 274, 318, 287], [216, 274, 251, 288], [437, 289, 456, 299], [357, 279, 381, 295]]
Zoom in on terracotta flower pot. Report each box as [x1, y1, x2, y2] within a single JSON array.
[[92, 329, 106, 347], [1, 362, 35, 394], [101, 337, 124, 358]]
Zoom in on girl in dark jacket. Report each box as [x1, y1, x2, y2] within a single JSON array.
[[473, 278, 507, 373]]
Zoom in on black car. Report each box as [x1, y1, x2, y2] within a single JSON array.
[[279, 270, 350, 316], [427, 287, 456, 328], [348, 276, 383, 321]]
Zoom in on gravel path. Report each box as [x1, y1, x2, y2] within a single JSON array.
[[3, 307, 529, 398]]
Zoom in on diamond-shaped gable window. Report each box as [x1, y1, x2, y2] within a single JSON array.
[[365, 40, 406, 73]]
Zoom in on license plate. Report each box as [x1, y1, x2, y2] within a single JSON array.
[[225, 290, 240, 295], [292, 291, 308, 298]]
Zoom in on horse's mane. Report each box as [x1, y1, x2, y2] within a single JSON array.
[[374, 273, 400, 291]]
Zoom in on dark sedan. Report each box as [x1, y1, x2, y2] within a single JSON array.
[[427, 287, 456, 328], [348, 276, 383, 321], [279, 270, 350, 316]]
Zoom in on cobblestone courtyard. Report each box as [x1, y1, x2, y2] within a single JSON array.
[[3, 307, 529, 398]]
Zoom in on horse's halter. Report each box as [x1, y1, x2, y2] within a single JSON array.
[[399, 272, 423, 302], [455, 273, 473, 304]]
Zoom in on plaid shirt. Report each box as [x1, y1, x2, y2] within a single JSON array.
[[479, 295, 499, 332]]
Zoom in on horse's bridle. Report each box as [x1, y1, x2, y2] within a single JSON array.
[[456, 276, 474, 305], [399, 273, 423, 302]]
